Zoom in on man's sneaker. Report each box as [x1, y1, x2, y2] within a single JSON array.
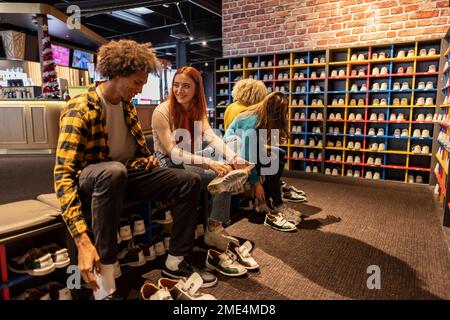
[[207, 169, 249, 195], [38, 281, 72, 300], [264, 213, 296, 232], [227, 241, 259, 270], [161, 260, 218, 288], [118, 247, 146, 267], [139, 244, 156, 261], [119, 218, 133, 241], [282, 190, 307, 202], [204, 225, 239, 251], [205, 249, 248, 277], [140, 282, 173, 300], [152, 209, 173, 225], [131, 214, 146, 236], [275, 205, 302, 226], [39, 243, 70, 268], [8, 248, 55, 276], [158, 273, 216, 300]]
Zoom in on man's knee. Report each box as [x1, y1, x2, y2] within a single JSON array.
[[99, 162, 127, 185], [176, 170, 202, 190]]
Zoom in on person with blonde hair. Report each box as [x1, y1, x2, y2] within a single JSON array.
[[54, 40, 208, 299], [224, 78, 267, 130]]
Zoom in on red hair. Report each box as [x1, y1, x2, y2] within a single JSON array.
[[167, 66, 207, 130]]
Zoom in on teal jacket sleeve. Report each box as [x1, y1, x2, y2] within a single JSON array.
[[242, 129, 260, 185]]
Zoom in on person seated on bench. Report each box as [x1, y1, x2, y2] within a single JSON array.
[[152, 66, 252, 251], [224, 92, 302, 226], [224, 79, 305, 203], [54, 40, 216, 300]]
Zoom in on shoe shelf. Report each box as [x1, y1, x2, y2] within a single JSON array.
[[215, 40, 441, 184], [323, 160, 430, 171], [0, 273, 31, 290], [434, 38, 450, 224]]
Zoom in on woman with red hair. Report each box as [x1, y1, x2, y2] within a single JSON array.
[[152, 67, 251, 268]]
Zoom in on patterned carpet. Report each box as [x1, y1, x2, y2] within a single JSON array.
[[134, 174, 450, 300]]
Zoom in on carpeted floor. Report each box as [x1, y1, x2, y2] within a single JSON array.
[[133, 174, 450, 300]]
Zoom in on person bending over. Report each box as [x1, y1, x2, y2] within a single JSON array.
[[54, 41, 216, 299]]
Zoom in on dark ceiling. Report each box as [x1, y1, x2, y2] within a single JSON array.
[[0, 0, 223, 67]]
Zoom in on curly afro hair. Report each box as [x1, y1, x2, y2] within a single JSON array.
[[97, 39, 160, 79]]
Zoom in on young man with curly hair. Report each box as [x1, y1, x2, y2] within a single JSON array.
[[54, 40, 216, 299]]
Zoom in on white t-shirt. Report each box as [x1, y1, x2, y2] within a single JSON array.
[[96, 86, 136, 164]]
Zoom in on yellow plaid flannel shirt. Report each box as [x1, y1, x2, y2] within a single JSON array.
[[54, 82, 150, 238]]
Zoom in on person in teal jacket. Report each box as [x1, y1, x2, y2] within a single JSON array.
[[224, 92, 293, 213]]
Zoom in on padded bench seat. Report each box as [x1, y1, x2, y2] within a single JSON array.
[[0, 200, 61, 242], [36, 193, 60, 210]]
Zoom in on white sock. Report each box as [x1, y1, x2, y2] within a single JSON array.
[[165, 254, 184, 271], [93, 263, 116, 300]]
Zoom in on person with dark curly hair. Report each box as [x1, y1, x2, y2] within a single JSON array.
[[54, 40, 217, 300]]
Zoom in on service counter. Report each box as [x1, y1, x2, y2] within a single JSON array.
[[0, 100, 157, 154], [0, 100, 65, 153]]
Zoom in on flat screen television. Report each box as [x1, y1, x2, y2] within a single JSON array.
[[72, 49, 93, 70], [51, 44, 70, 67]]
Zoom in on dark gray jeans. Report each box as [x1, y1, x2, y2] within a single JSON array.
[[78, 161, 201, 264]]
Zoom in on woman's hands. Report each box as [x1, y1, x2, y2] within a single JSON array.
[[208, 160, 233, 176], [143, 156, 159, 170]]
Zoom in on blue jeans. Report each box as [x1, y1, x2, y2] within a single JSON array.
[[155, 151, 232, 224], [218, 136, 285, 207]]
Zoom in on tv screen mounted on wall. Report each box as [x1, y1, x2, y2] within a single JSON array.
[[51, 44, 70, 67], [72, 49, 93, 70]]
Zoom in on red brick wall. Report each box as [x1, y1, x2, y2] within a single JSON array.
[[222, 0, 450, 57]]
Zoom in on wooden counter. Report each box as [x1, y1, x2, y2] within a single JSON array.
[[0, 101, 157, 153], [0, 100, 65, 152]]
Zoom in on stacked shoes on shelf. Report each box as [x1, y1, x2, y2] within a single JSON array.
[[8, 244, 73, 300], [8, 243, 71, 276], [14, 281, 73, 300], [115, 209, 170, 277]]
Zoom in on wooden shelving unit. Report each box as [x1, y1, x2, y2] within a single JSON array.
[[215, 39, 442, 185]]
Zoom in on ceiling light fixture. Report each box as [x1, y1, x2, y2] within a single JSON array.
[[126, 7, 154, 15], [202, 41, 207, 46]]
